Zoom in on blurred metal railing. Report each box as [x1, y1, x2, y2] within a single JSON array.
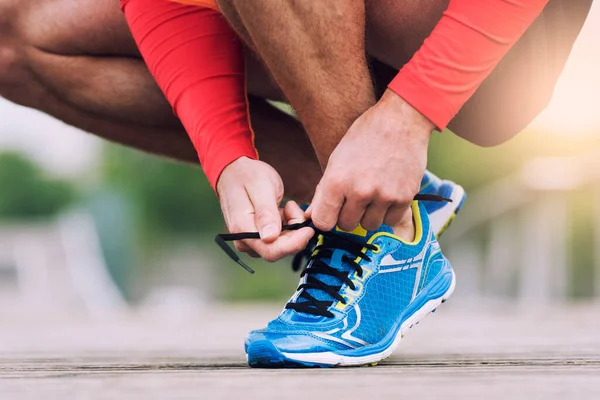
[[0, 211, 126, 313], [442, 152, 600, 304]]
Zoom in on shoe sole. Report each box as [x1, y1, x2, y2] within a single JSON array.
[[430, 182, 466, 239], [247, 267, 456, 368]]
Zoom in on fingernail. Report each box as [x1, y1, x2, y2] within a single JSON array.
[[260, 224, 277, 240]]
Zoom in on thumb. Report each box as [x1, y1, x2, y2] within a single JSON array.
[[248, 183, 283, 243]]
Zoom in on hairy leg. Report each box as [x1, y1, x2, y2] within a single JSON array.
[[17, 0, 179, 126], [222, 0, 563, 150], [217, 0, 426, 239], [1, 0, 197, 162], [0, 0, 318, 199], [218, 0, 376, 167], [249, 98, 320, 203]]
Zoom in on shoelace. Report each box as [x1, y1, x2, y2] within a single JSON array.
[[215, 193, 450, 317]]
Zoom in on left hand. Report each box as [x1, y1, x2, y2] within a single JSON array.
[[309, 90, 434, 232], [217, 157, 314, 262]]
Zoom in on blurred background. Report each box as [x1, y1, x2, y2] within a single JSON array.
[[0, 3, 599, 319]]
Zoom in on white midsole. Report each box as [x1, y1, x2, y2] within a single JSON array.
[[429, 183, 465, 237], [281, 270, 456, 366]]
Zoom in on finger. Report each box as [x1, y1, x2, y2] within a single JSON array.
[[260, 227, 315, 262], [337, 194, 370, 232], [284, 200, 307, 225], [360, 201, 390, 231], [226, 195, 274, 258], [246, 182, 282, 243], [229, 206, 279, 260], [310, 180, 344, 231], [231, 216, 269, 257], [234, 241, 260, 258], [383, 203, 412, 229], [220, 186, 265, 257]]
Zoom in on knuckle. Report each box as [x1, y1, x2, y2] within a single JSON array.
[[326, 174, 345, 190], [362, 223, 377, 231], [255, 208, 276, 224], [311, 214, 334, 231], [377, 189, 397, 204], [352, 186, 373, 203], [228, 223, 242, 234], [387, 190, 410, 207], [322, 196, 341, 211], [361, 218, 381, 231], [338, 219, 358, 233], [399, 195, 414, 207], [262, 249, 278, 263]]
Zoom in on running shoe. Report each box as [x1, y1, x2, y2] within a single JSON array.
[[244, 200, 456, 368], [420, 170, 466, 238]]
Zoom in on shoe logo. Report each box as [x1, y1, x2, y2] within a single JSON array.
[[380, 254, 422, 269], [380, 254, 408, 267], [313, 305, 370, 349]]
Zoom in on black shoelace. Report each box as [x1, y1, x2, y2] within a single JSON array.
[[215, 193, 450, 317]]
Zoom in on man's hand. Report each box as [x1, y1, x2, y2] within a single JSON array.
[[310, 90, 434, 232], [217, 157, 314, 262]]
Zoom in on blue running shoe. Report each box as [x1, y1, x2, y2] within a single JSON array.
[[420, 171, 466, 238], [245, 200, 456, 368]]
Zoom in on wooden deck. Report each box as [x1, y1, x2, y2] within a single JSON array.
[[1, 303, 600, 399]]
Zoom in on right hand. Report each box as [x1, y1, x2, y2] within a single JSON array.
[[217, 157, 314, 262]]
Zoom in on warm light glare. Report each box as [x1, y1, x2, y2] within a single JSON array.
[[531, 2, 600, 136]]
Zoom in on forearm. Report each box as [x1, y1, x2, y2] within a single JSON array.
[[227, 0, 375, 167], [121, 0, 258, 189], [389, 0, 550, 131]]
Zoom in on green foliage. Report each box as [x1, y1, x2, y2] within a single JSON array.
[[219, 256, 299, 302], [428, 128, 600, 191], [101, 145, 223, 237], [0, 152, 76, 220], [99, 129, 600, 301]]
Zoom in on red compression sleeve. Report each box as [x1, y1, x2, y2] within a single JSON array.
[[122, 0, 258, 190], [389, 0, 550, 131]]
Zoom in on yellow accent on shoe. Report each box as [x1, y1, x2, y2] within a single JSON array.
[[336, 225, 368, 237]]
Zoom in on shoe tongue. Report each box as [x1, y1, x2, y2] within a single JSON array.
[[333, 224, 393, 241], [287, 224, 392, 321]]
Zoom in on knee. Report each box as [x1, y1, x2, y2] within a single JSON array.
[[0, 44, 30, 105], [0, 0, 25, 90], [449, 105, 550, 148], [0, 46, 20, 88], [452, 126, 518, 148]]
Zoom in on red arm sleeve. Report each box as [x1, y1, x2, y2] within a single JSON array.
[[121, 0, 258, 190], [389, 0, 550, 131]]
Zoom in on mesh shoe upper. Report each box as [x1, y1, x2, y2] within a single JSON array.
[[246, 201, 452, 354]]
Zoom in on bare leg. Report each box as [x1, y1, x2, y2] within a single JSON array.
[[0, 0, 319, 200], [216, 0, 421, 239], [365, 0, 578, 146], [1, 0, 196, 162], [222, 0, 563, 149], [249, 98, 320, 203], [218, 0, 376, 167], [1, 0, 555, 206]]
